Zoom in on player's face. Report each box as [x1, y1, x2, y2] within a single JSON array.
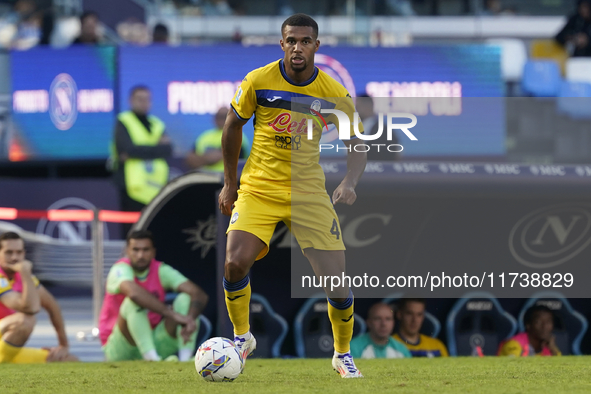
[[367, 306, 395, 340], [398, 302, 425, 336], [528, 311, 554, 341], [0, 239, 25, 273], [130, 90, 151, 115], [126, 238, 155, 271], [280, 26, 319, 73]]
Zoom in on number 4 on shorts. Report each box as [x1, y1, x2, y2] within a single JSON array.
[[330, 219, 340, 240]]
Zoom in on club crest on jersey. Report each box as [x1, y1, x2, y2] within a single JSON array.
[[231, 212, 239, 224], [310, 100, 321, 115]]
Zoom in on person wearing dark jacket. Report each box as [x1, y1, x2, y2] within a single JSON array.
[[555, 0, 591, 57]]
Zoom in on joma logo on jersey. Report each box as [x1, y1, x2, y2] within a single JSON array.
[[268, 112, 308, 134]]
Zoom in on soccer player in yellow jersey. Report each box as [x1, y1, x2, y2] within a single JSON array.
[[218, 14, 366, 378], [393, 299, 449, 357], [0, 232, 78, 363]]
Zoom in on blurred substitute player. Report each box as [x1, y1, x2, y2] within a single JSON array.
[[99, 230, 208, 361], [0, 232, 78, 363], [498, 305, 561, 356], [393, 298, 449, 357], [351, 303, 412, 359], [219, 14, 366, 378]]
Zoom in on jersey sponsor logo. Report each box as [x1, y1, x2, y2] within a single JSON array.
[[0, 277, 8, 288], [275, 135, 301, 150], [230, 212, 239, 224], [267, 96, 282, 102], [268, 112, 307, 134]]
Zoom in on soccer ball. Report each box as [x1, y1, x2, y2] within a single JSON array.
[[194, 337, 243, 382]]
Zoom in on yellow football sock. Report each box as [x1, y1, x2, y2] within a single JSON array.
[[0, 340, 48, 364], [223, 276, 251, 336], [327, 292, 354, 354], [0, 339, 21, 363]]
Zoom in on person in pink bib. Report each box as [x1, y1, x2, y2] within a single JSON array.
[[498, 305, 562, 357], [100, 230, 209, 361], [0, 232, 78, 363]]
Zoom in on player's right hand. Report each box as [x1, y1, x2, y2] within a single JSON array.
[[219, 184, 238, 216], [11, 259, 33, 274]]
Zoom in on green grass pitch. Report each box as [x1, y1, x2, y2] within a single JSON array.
[[1, 357, 591, 394]]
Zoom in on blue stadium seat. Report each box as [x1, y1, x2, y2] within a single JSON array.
[[248, 293, 289, 358], [518, 292, 588, 355], [294, 294, 366, 358], [557, 81, 591, 119], [521, 60, 562, 97], [381, 294, 441, 338], [446, 292, 517, 356]]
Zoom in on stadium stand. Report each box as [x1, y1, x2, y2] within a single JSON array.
[[294, 295, 366, 358], [446, 292, 517, 356], [530, 39, 568, 75], [557, 81, 591, 119], [518, 292, 588, 356], [566, 58, 591, 85], [521, 60, 562, 97]]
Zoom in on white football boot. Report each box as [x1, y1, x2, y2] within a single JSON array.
[[235, 333, 257, 361], [332, 352, 364, 378]]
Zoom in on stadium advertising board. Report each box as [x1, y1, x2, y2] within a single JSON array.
[[9, 46, 116, 161], [119, 44, 503, 159]]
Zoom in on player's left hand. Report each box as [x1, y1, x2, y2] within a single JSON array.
[[332, 183, 357, 205], [180, 319, 197, 344], [46, 345, 69, 362]]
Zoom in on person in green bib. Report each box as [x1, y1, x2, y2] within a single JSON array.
[[186, 107, 250, 173], [350, 303, 412, 359], [111, 86, 172, 234]]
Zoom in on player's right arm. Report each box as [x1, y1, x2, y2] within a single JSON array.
[[219, 74, 255, 216], [0, 260, 41, 314], [107, 263, 191, 326]]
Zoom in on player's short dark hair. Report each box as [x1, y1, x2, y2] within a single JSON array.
[[524, 304, 554, 326], [281, 13, 318, 39], [153, 23, 169, 41], [153, 23, 169, 35], [129, 85, 150, 97], [0, 232, 23, 250], [80, 11, 99, 24], [126, 230, 154, 246], [397, 298, 426, 311]]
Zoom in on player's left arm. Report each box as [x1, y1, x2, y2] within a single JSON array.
[[332, 138, 367, 205], [38, 284, 69, 359]]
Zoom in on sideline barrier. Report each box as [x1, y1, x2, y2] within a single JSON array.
[[0, 207, 141, 334]]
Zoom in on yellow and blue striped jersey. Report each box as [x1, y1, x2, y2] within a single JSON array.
[[393, 333, 449, 357], [231, 59, 362, 194]]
